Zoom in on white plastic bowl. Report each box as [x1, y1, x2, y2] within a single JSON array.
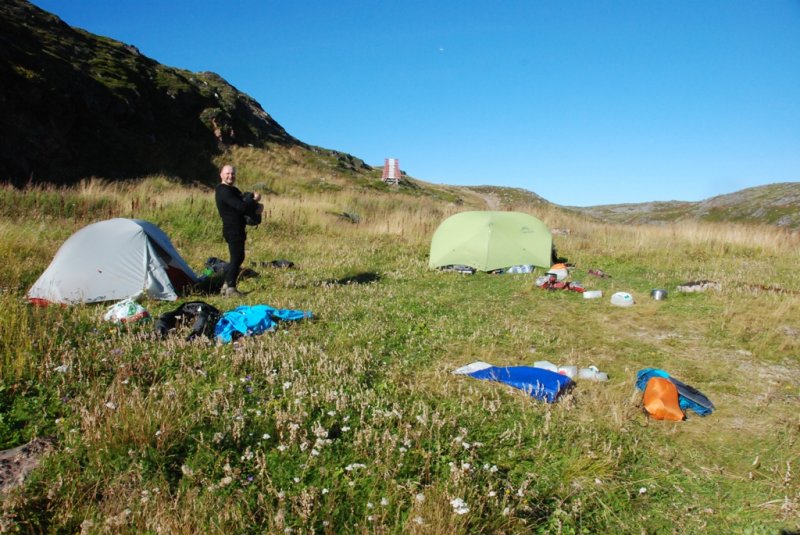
[[610, 292, 634, 307]]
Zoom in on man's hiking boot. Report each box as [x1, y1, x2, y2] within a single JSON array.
[[220, 283, 244, 297], [223, 287, 244, 297]]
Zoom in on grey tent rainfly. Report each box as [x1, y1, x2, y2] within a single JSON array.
[[28, 218, 197, 305]]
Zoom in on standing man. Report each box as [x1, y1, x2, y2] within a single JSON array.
[[215, 164, 261, 297]]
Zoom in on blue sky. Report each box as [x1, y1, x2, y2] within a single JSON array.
[[31, 0, 800, 206]]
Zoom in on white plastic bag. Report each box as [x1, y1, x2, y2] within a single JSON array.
[[103, 297, 149, 324]]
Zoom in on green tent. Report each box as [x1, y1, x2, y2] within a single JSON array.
[[429, 211, 552, 271]]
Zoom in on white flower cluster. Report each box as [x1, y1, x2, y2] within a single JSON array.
[[449, 497, 469, 515]]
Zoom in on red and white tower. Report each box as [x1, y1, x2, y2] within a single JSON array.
[[381, 158, 400, 185]]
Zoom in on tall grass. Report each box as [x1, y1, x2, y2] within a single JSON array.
[[1, 168, 798, 533]]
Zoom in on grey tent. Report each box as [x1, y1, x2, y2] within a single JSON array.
[[28, 218, 197, 305]]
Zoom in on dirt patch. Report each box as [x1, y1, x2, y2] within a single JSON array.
[[478, 193, 500, 210]]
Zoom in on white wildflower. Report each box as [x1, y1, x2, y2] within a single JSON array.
[[322, 488, 329, 495], [262, 433, 270, 440], [450, 497, 469, 515], [415, 493, 425, 503], [488, 490, 497, 497], [639, 487, 648, 495], [104, 401, 117, 410], [54, 364, 69, 373], [380, 497, 389, 506], [345, 463, 365, 472], [413, 516, 424, 525]]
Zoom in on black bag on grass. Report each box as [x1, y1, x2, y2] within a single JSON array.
[[155, 301, 221, 341]]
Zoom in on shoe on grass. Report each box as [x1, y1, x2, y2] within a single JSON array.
[[222, 285, 244, 297]]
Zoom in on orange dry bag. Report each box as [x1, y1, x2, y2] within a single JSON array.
[[642, 377, 684, 421]]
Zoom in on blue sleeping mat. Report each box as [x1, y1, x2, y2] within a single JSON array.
[[467, 366, 574, 403]]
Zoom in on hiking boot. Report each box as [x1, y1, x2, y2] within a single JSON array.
[[222, 286, 244, 298]]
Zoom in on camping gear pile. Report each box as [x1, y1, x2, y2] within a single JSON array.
[[535, 270, 585, 293]]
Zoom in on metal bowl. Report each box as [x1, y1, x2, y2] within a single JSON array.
[[650, 289, 668, 300]]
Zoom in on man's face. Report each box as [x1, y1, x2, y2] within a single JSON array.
[[220, 166, 236, 185]]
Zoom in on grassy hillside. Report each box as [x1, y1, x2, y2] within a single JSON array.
[[1, 151, 798, 533], [2, 0, 332, 186], [574, 182, 800, 229]]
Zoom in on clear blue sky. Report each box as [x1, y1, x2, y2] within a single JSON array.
[[31, 0, 800, 206]]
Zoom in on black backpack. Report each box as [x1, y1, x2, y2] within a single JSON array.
[[155, 301, 221, 341], [242, 192, 262, 226]]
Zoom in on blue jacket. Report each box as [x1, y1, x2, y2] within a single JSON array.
[[215, 304, 312, 343]]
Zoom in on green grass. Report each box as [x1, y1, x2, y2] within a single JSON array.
[[1, 176, 798, 534]]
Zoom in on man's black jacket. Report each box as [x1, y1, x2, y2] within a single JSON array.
[[215, 183, 256, 240]]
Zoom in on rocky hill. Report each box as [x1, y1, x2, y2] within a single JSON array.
[[0, 0, 329, 185], [573, 182, 800, 229]]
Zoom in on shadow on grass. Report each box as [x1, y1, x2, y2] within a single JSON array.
[[317, 272, 381, 286]]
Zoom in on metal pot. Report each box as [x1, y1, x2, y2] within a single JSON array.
[[651, 289, 668, 300]]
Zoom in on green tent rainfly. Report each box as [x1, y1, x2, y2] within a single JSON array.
[[429, 211, 553, 272]]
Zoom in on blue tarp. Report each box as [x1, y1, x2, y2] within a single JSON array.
[[214, 304, 312, 343], [635, 368, 715, 416], [466, 366, 574, 403]]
